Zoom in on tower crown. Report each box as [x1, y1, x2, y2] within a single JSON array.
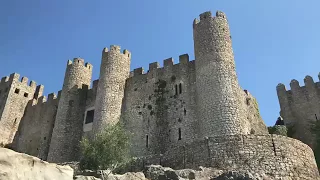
[[193, 11, 227, 28], [102, 45, 131, 58]]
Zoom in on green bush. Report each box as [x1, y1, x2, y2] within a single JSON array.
[[268, 125, 288, 136], [79, 123, 130, 170]]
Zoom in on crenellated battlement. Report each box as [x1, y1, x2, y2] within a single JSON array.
[[129, 53, 191, 79], [193, 11, 227, 28], [29, 92, 59, 108], [67, 58, 92, 70], [277, 74, 320, 93], [0, 73, 37, 89], [102, 45, 131, 58]]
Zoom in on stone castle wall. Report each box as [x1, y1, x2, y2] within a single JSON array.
[[47, 58, 92, 162], [0, 73, 37, 144], [12, 92, 60, 161], [122, 54, 267, 157], [193, 11, 248, 138], [0, 11, 292, 175], [124, 135, 319, 179], [277, 75, 320, 149], [93, 46, 131, 134], [122, 55, 199, 157]]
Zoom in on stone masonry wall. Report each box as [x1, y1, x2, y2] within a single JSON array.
[[0, 73, 37, 144], [47, 58, 92, 163], [13, 98, 45, 156], [243, 90, 268, 135], [38, 93, 59, 160], [126, 135, 319, 179], [277, 75, 320, 149], [82, 79, 99, 140], [122, 55, 198, 157], [93, 46, 131, 134], [193, 11, 248, 138], [12, 90, 59, 160], [121, 54, 268, 158]]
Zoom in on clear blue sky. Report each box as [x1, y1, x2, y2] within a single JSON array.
[[1, 0, 320, 126]]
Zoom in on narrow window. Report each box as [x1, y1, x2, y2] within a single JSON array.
[[69, 100, 74, 106], [184, 108, 187, 116], [85, 110, 95, 124], [14, 118, 17, 124], [315, 114, 318, 120], [175, 84, 178, 95], [146, 135, 149, 148], [24, 93, 28, 97], [179, 83, 182, 94], [178, 128, 182, 140], [15, 88, 20, 94], [44, 137, 46, 140]]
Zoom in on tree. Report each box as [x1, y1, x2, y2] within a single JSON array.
[[79, 123, 130, 171]]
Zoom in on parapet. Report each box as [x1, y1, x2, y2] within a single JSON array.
[[276, 74, 320, 105], [276, 83, 286, 93], [129, 53, 191, 79], [34, 85, 44, 99], [277, 74, 320, 92], [290, 79, 300, 91], [38, 96, 47, 103], [0, 73, 37, 88], [193, 10, 227, 28], [102, 45, 131, 58], [304, 75, 314, 87], [57, 90, 62, 100], [67, 58, 92, 70], [47, 93, 57, 102]]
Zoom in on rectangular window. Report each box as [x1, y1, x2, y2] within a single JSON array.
[[178, 128, 182, 140], [175, 85, 178, 95], [85, 110, 94, 124], [179, 83, 182, 94], [146, 135, 149, 148], [15, 88, 20, 94]]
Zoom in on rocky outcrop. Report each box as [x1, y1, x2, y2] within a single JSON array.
[[0, 148, 73, 180], [73, 165, 272, 180]]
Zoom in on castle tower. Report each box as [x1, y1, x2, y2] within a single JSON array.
[[0, 73, 37, 144], [92, 45, 131, 134], [193, 11, 246, 137], [47, 58, 92, 162]]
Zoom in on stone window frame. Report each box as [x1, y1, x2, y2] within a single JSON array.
[[83, 107, 95, 132]]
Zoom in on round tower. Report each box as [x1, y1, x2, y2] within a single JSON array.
[[47, 58, 92, 162], [92, 45, 131, 135], [193, 11, 246, 137]]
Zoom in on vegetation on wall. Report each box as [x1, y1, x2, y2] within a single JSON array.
[[79, 123, 130, 171], [268, 125, 288, 136]]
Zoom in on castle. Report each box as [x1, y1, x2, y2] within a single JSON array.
[[0, 10, 319, 179], [277, 75, 320, 149]]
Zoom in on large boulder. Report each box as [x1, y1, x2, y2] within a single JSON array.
[[74, 165, 272, 180], [0, 148, 73, 180]]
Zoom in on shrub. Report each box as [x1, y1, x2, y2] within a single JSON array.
[[268, 125, 288, 136], [79, 123, 130, 170]]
